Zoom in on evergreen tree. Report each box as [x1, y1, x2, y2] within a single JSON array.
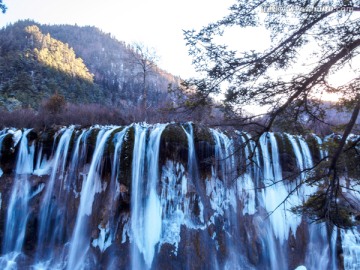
[[0, 0, 6, 13]]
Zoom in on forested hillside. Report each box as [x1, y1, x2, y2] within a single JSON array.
[[41, 23, 180, 107], [0, 20, 181, 111]]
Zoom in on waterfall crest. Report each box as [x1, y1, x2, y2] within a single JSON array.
[[0, 124, 358, 270]]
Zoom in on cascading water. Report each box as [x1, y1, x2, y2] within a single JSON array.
[[0, 124, 358, 270], [237, 132, 257, 215], [1, 129, 34, 267], [258, 132, 290, 270], [131, 123, 167, 270], [341, 229, 360, 269], [67, 126, 119, 270], [209, 129, 243, 268], [36, 127, 74, 260], [95, 126, 130, 253], [182, 123, 207, 225]]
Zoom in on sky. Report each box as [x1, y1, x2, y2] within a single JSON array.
[[0, 0, 259, 79], [1, 0, 356, 97]]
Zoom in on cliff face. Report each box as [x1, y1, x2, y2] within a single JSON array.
[[0, 124, 359, 269]]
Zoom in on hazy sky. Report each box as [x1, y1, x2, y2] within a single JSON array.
[[1, 0, 357, 91], [0, 0, 250, 78]]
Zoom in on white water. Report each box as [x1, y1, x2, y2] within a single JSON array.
[[259, 133, 288, 269], [36, 127, 74, 258], [2, 129, 34, 254], [182, 123, 207, 226], [261, 133, 301, 243], [342, 229, 360, 270], [182, 124, 199, 182], [130, 124, 148, 270], [0, 124, 358, 270], [236, 132, 257, 215], [67, 126, 118, 270], [68, 128, 93, 195], [103, 127, 129, 250], [66, 129, 85, 182], [110, 128, 129, 203], [131, 123, 167, 270]]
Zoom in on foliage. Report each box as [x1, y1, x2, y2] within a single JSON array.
[[39, 23, 180, 109], [25, 25, 94, 82], [0, 0, 6, 14], [0, 20, 182, 116], [184, 0, 360, 227], [0, 21, 102, 109], [43, 93, 66, 114]]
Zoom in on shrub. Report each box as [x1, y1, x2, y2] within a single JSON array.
[[42, 93, 66, 115]]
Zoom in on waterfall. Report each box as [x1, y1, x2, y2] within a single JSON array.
[[66, 129, 86, 185], [261, 133, 302, 241], [341, 229, 360, 270], [36, 127, 74, 259], [238, 131, 260, 215], [130, 124, 148, 270], [259, 133, 288, 270], [183, 124, 200, 183], [2, 129, 34, 261], [69, 128, 93, 195], [131, 123, 167, 270], [209, 129, 243, 268], [208, 129, 237, 215], [67, 126, 118, 270], [182, 123, 206, 225], [90, 126, 129, 255], [107, 127, 129, 244], [0, 124, 358, 269]]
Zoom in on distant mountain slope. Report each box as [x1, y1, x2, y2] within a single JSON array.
[[43, 23, 181, 108], [0, 20, 181, 110], [0, 20, 103, 109]]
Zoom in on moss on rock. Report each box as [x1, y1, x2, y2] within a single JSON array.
[[159, 124, 188, 167], [118, 126, 135, 196]]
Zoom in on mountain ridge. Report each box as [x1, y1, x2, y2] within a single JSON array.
[[0, 20, 181, 111]]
